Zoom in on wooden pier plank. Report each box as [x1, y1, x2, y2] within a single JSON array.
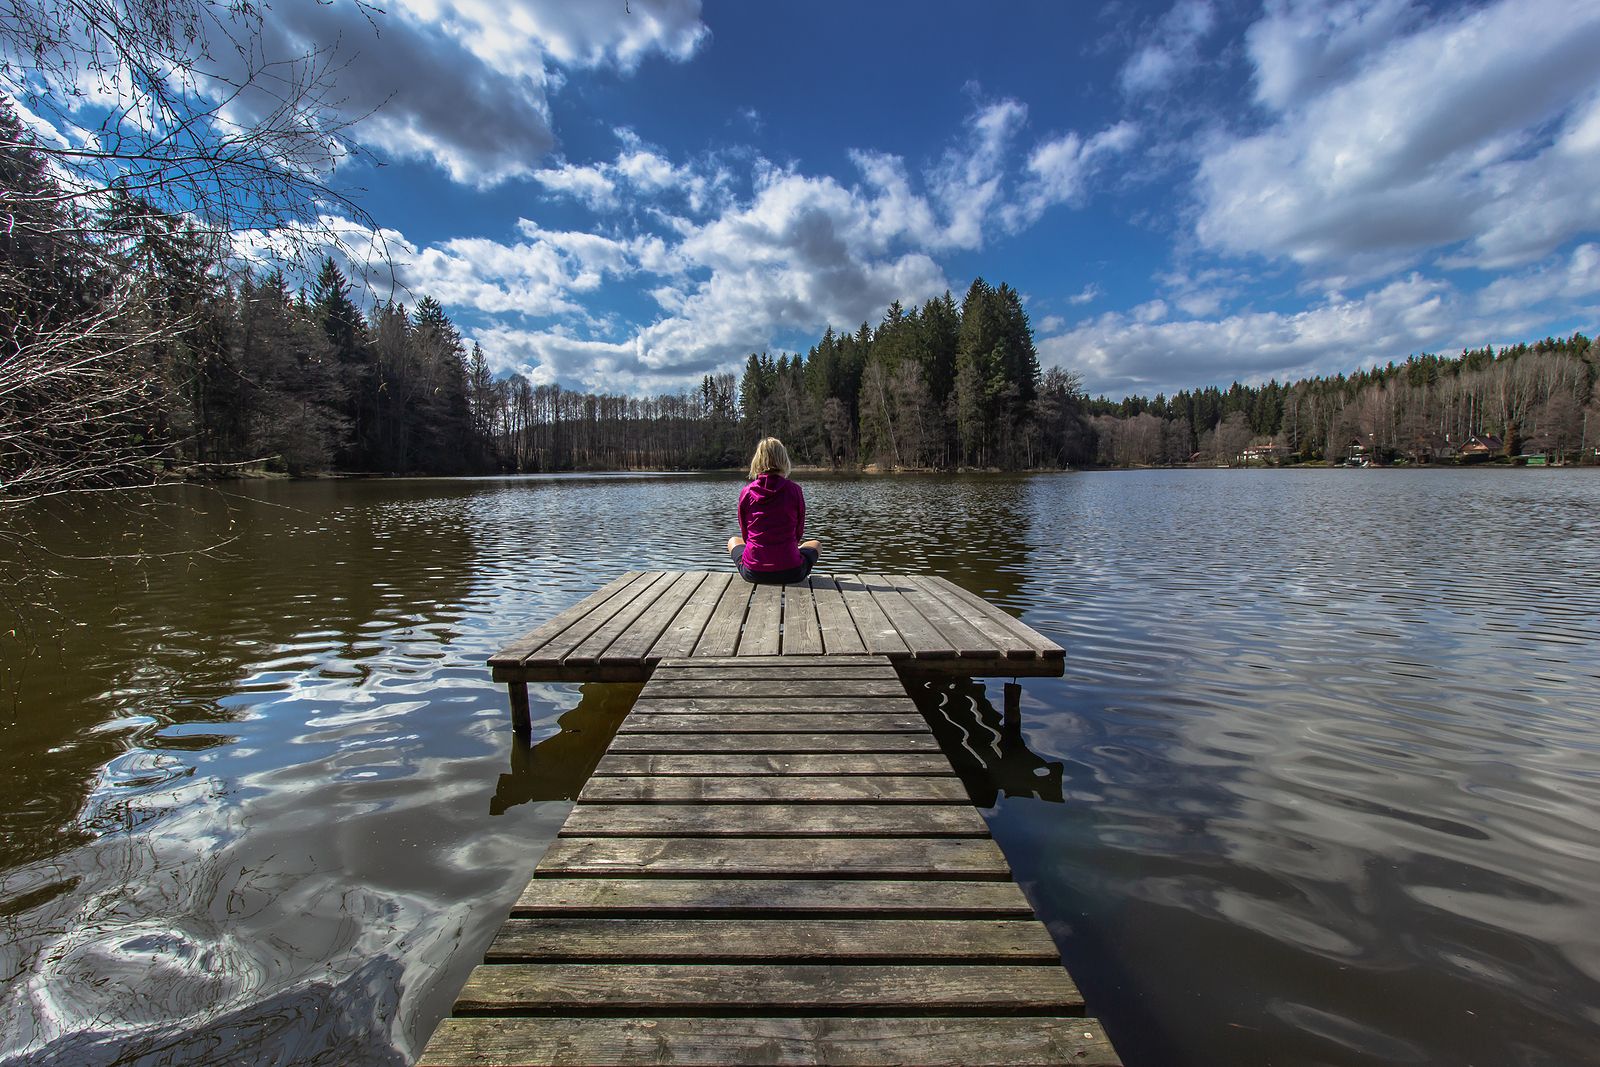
[[832, 574, 912, 658], [631, 696, 914, 715], [781, 581, 825, 655], [646, 571, 730, 661], [518, 572, 659, 669], [420, 1016, 1121, 1067], [486, 918, 1061, 963], [920, 575, 1065, 659], [739, 582, 785, 656], [533, 836, 1013, 879], [606, 732, 939, 753], [811, 575, 870, 656], [693, 578, 753, 658], [452, 962, 1082, 1015], [620, 712, 928, 734], [902, 574, 1037, 660], [641, 678, 906, 698], [599, 570, 706, 666], [577, 775, 971, 803], [557, 803, 990, 838], [660, 654, 888, 668], [488, 571, 642, 668], [857, 573, 956, 659], [592, 752, 957, 777], [563, 571, 681, 666], [511, 878, 1034, 917], [647, 663, 897, 681], [891, 575, 1000, 659]]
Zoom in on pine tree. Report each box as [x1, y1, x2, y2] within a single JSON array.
[[310, 257, 371, 469]]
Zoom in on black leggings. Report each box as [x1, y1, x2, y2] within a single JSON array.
[[730, 545, 818, 585]]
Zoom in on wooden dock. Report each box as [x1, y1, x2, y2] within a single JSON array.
[[421, 575, 1118, 1065], [489, 572, 1064, 733]]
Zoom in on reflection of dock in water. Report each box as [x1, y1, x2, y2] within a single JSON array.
[[909, 677, 1066, 807], [488, 683, 639, 815], [424, 573, 1119, 1066]]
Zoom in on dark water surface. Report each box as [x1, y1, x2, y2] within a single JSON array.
[[2, 470, 1598, 1066]]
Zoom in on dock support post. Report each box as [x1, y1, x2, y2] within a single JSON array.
[[509, 682, 531, 735], [1004, 681, 1022, 731]]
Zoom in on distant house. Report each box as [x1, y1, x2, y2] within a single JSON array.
[[1403, 432, 1452, 463], [1458, 435, 1503, 460], [1241, 443, 1283, 465]]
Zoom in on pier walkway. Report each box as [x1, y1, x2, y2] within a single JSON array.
[[489, 572, 1065, 732], [422, 575, 1119, 1065]]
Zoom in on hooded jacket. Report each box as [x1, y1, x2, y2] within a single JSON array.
[[737, 473, 805, 571]]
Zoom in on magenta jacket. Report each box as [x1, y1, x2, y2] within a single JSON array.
[[737, 473, 805, 571]]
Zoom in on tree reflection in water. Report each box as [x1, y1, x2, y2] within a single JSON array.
[[904, 676, 1064, 807], [490, 682, 641, 814]]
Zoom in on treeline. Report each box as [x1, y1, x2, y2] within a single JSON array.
[[735, 280, 1091, 470], [0, 99, 747, 486], [135, 256, 757, 475], [1084, 335, 1599, 465]]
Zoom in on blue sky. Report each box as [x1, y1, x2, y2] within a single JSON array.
[[37, 0, 1600, 398]]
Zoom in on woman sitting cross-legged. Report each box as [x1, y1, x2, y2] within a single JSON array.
[[726, 437, 821, 585]]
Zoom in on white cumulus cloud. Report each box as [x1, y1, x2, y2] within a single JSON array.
[[1044, 274, 1459, 398], [1196, 0, 1600, 278], [1120, 0, 1218, 96]]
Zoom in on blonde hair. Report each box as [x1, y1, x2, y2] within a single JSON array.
[[748, 437, 792, 479]]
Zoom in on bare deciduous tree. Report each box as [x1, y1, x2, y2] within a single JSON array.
[[2, 0, 388, 506], [1, 0, 381, 254]]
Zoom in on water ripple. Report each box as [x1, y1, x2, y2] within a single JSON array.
[[1, 469, 1598, 1066]]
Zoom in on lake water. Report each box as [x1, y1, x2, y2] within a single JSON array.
[[2, 469, 1598, 1066]]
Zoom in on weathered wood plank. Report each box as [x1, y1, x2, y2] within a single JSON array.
[[519, 572, 660, 669], [558, 803, 990, 837], [452, 963, 1082, 1015], [630, 696, 916, 715], [891, 575, 997, 658], [692, 578, 752, 657], [600, 571, 706, 665], [737, 582, 784, 656], [592, 753, 957, 777], [577, 775, 971, 803], [641, 678, 906, 698], [420, 1016, 1122, 1067], [493, 664, 644, 683], [888, 656, 1065, 679], [512, 878, 1034, 917], [606, 732, 939, 753], [563, 571, 682, 666], [660, 654, 888, 668], [858, 573, 955, 658], [488, 572, 642, 667], [620, 712, 929, 734], [781, 581, 825, 655], [922, 575, 1065, 659], [646, 571, 730, 661], [833, 574, 913, 658], [811, 575, 869, 656], [486, 918, 1060, 963], [647, 664, 898, 681], [902, 574, 1036, 660], [535, 836, 1012, 879]]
